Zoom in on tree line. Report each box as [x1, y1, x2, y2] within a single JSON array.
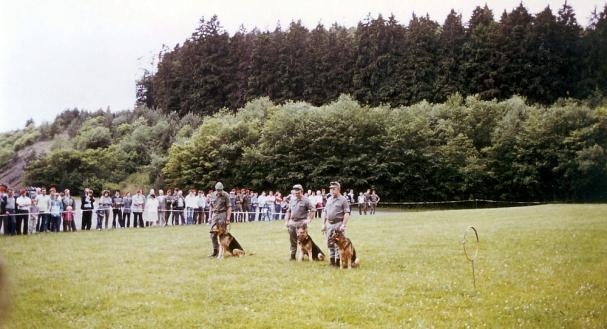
[[162, 95, 607, 202], [136, 3, 607, 116], [7, 95, 606, 201]]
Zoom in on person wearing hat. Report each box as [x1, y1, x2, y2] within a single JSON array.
[[285, 184, 315, 261], [322, 181, 351, 266], [208, 182, 232, 258]]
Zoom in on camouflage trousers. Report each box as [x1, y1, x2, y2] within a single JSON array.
[[209, 212, 227, 250], [326, 222, 344, 261]]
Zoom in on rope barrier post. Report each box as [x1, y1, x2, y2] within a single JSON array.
[[462, 226, 479, 290]]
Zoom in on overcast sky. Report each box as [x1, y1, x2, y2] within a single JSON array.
[[0, 0, 603, 132]]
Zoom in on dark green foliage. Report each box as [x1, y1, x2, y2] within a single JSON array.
[[137, 4, 607, 114], [581, 5, 607, 96], [163, 96, 607, 202], [401, 14, 441, 103], [436, 10, 466, 101], [19, 107, 204, 194], [13, 95, 607, 201], [13, 4, 607, 201], [462, 5, 502, 99]]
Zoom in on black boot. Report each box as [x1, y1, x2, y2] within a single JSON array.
[[290, 253, 296, 261], [210, 234, 219, 258]]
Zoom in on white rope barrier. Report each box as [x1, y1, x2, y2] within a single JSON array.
[[0, 198, 543, 235], [0, 198, 543, 219], [378, 199, 542, 205]]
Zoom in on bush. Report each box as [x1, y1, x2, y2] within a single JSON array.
[[13, 129, 41, 152], [161, 95, 607, 201]]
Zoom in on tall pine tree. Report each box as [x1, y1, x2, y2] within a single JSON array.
[[462, 5, 502, 99], [498, 4, 534, 98], [436, 9, 467, 101]]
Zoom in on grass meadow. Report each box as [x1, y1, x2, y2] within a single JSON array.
[[0, 204, 605, 328]]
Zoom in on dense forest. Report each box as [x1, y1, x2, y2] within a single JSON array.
[[1, 2, 606, 201], [3, 95, 605, 201], [137, 3, 607, 115]]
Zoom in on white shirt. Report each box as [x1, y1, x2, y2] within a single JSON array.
[[358, 195, 365, 203], [258, 195, 267, 207], [16, 196, 32, 210], [35, 194, 50, 212], [145, 197, 159, 214], [266, 195, 275, 206], [185, 194, 198, 208], [196, 195, 206, 209]]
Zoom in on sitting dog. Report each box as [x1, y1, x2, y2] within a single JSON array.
[[328, 230, 360, 269], [215, 224, 246, 259], [296, 225, 325, 261]]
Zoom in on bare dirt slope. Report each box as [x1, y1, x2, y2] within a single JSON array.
[[0, 140, 53, 188]]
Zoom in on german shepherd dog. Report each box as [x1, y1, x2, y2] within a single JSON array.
[[328, 230, 360, 269], [215, 223, 245, 259], [296, 224, 325, 261]]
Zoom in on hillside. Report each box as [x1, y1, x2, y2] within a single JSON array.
[[1, 95, 606, 202], [0, 140, 53, 187]]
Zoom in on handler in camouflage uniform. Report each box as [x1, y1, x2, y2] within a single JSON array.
[[322, 181, 351, 267], [208, 182, 232, 258], [285, 184, 314, 261]]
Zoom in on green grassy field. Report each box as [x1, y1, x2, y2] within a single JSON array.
[[0, 204, 605, 328]]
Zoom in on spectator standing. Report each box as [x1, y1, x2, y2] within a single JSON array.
[[173, 190, 185, 225], [35, 188, 50, 232], [49, 192, 63, 232], [99, 190, 112, 229], [28, 199, 38, 235], [62, 189, 77, 231], [5, 189, 16, 235], [274, 192, 282, 220], [123, 192, 132, 228], [242, 190, 251, 223], [250, 191, 258, 222], [185, 189, 197, 225], [16, 189, 32, 235], [314, 190, 323, 219], [81, 189, 94, 230], [235, 191, 244, 222], [357, 192, 366, 215], [258, 192, 267, 221], [145, 193, 159, 227], [0, 185, 5, 234], [165, 189, 175, 226], [111, 191, 124, 228], [229, 190, 237, 222], [266, 191, 275, 221], [132, 189, 145, 228], [195, 190, 206, 224], [62, 206, 75, 232], [157, 190, 166, 226]]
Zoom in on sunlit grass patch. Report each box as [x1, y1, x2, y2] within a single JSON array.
[[0, 204, 605, 328]]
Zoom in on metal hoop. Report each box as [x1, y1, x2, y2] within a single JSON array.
[[463, 226, 479, 261], [462, 226, 480, 289]]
